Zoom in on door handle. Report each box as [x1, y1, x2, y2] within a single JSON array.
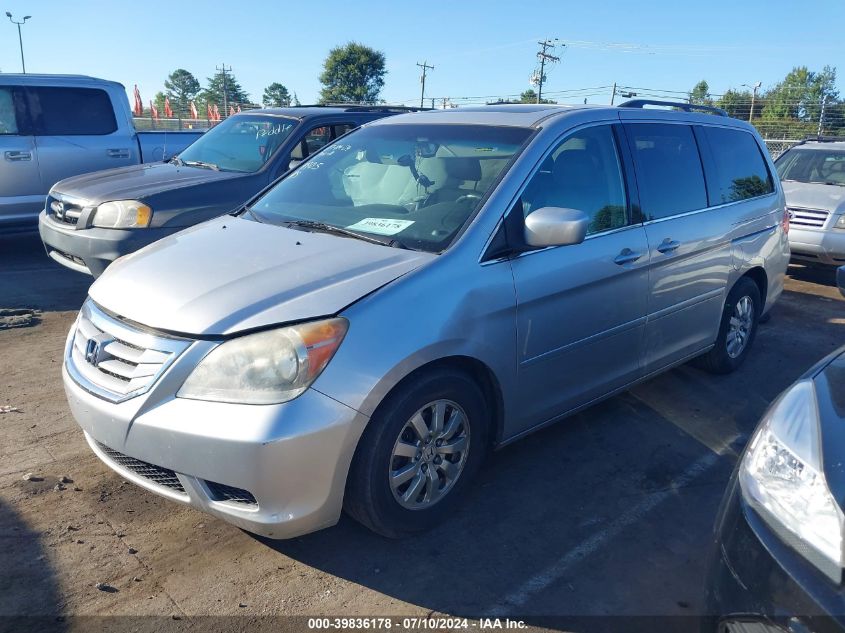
[[107, 148, 130, 159], [656, 239, 681, 254], [4, 150, 31, 161], [614, 248, 643, 265]]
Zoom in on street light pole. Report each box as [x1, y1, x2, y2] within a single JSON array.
[[5, 13, 31, 74], [743, 81, 762, 122]]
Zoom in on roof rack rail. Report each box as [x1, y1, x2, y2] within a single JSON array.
[[295, 103, 431, 112], [618, 99, 728, 117], [794, 135, 845, 145]]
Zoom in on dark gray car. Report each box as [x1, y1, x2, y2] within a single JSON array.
[[39, 106, 419, 276]]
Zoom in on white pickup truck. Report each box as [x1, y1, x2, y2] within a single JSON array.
[[0, 74, 203, 231]]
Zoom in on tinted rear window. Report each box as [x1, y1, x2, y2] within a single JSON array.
[[625, 123, 707, 220], [703, 127, 774, 203], [29, 87, 117, 135]]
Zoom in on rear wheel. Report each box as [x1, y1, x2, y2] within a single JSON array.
[[695, 277, 761, 374], [344, 368, 488, 538]]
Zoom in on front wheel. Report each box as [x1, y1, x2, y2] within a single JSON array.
[[344, 368, 489, 538], [695, 277, 761, 374]]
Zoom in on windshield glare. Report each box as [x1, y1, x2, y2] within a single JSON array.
[[776, 148, 845, 186], [178, 115, 297, 173], [247, 124, 531, 252]]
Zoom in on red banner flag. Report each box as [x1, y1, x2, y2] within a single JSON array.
[[164, 97, 173, 118], [190, 101, 198, 119], [149, 100, 159, 121], [207, 103, 213, 121], [229, 105, 236, 117], [133, 85, 143, 116], [237, 104, 241, 113], [213, 104, 221, 121]]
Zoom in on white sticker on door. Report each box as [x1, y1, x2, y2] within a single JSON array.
[[346, 218, 415, 236]]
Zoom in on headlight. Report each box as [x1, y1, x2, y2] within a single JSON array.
[[177, 318, 348, 405], [91, 200, 152, 228], [739, 380, 844, 581], [834, 214, 845, 230]]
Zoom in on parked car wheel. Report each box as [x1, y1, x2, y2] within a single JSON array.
[[344, 368, 489, 538], [695, 277, 761, 374]]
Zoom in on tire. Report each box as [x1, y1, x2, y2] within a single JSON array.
[[695, 277, 761, 374], [344, 368, 489, 538]]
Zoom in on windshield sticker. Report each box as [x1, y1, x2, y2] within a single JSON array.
[[256, 123, 293, 140], [346, 217, 415, 236]]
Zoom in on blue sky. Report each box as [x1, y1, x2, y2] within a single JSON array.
[[2, 0, 843, 107]]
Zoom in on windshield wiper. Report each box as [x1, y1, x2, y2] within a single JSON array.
[[239, 206, 262, 222], [183, 160, 220, 171], [282, 219, 407, 248], [170, 156, 186, 166]]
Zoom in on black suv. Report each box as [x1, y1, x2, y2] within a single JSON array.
[[40, 105, 422, 277]]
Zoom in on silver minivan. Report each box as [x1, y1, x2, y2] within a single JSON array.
[[62, 102, 790, 539]]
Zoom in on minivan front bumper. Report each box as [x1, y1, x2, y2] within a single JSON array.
[[38, 210, 173, 277], [789, 226, 845, 266], [62, 319, 368, 539]]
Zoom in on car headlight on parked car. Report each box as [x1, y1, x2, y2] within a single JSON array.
[[834, 214, 845, 230], [177, 318, 348, 405], [91, 200, 152, 228], [739, 380, 845, 581]]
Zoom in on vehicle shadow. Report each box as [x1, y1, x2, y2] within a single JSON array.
[[254, 391, 741, 631], [786, 262, 838, 288], [0, 497, 65, 633], [0, 231, 91, 312]]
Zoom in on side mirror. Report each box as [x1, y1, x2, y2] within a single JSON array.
[[524, 207, 589, 248], [287, 158, 303, 171], [837, 265, 845, 298]]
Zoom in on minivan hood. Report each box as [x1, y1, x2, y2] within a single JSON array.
[[783, 181, 845, 214], [89, 217, 434, 336], [52, 162, 242, 205]]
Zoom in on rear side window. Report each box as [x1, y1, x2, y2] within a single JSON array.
[[28, 87, 117, 135], [625, 123, 707, 220], [0, 88, 19, 134], [703, 127, 774, 203]]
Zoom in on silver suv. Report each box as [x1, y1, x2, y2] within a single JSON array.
[[776, 138, 845, 266], [61, 102, 790, 539]]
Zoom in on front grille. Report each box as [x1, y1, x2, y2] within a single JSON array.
[[95, 440, 186, 493], [52, 248, 86, 267], [47, 194, 84, 226], [66, 301, 190, 403], [788, 207, 830, 229], [205, 481, 258, 506]]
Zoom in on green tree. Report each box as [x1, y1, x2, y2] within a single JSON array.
[[762, 66, 840, 122], [689, 80, 713, 106], [519, 88, 555, 104], [262, 82, 292, 107], [319, 42, 386, 104], [201, 69, 250, 112], [153, 91, 166, 114], [716, 89, 753, 120], [163, 68, 200, 115]]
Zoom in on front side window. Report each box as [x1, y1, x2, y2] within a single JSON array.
[[776, 148, 845, 186], [248, 124, 531, 252], [178, 115, 298, 173], [625, 123, 707, 220], [520, 125, 628, 235], [29, 87, 117, 135], [0, 88, 19, 134], [703, 127, 774, 202]]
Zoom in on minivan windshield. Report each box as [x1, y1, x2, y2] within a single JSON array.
[[776, 148, 845, 186], [177, 114, 298, 173], [246, 124, 531, 252]]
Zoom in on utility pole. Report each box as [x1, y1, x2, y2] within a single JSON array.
[[743, 81, 761, 122], [610, 82, 617, 105], [417, 61, 434, 109], [6, 13, 30, 73], [216, 63, 232, 117], [533, 39, 561, 104], [819, 95, 828, 137]]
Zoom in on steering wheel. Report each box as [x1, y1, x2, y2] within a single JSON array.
[[455, 193, 482, 204], [202, 147, 237, 161]]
